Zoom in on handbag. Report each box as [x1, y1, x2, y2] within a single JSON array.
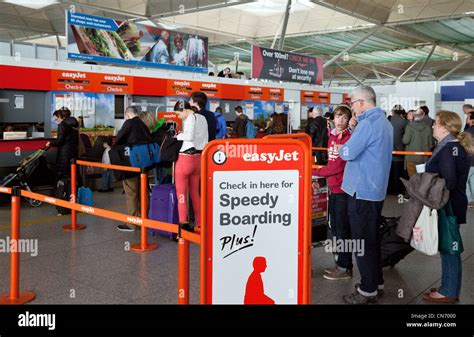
[[410, 205, 438, 256], [159, 135, 183, 163], [128, 143, 160, 168], [438, 201, 464, 255]]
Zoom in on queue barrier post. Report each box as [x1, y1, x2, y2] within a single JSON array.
[[131, 169, 158, 252], [0, 187, 36, 304], [63, 159, 86, 231], [177, 224, 190, 305]]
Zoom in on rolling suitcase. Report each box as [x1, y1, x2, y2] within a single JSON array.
[[148, 164, 178, 240], [54, 176, 71, 215]]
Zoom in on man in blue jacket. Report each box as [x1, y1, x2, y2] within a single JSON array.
[[338, 85, 393, 304], [214, 107, 227, 139]]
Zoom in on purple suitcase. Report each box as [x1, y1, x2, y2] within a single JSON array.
[[148, 183, 179, 240]]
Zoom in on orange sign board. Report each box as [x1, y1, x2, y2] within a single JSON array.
[[300, 91, 331, 104], [51, 70, 134, 94], [156, 111, 182, 135], [96, 73, 133, 94], [201, 139, 311, 304]]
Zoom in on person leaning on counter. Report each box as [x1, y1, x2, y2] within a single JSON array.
[[45, 108, 80, 180]]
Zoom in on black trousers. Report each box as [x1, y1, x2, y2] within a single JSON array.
[[388, 160, 405, 195], [329, 192, 352, 270], [348, 195, 384, 294]]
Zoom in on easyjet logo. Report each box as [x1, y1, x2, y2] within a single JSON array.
[[127, 217, 143, 225], [104, 75, 126, 82], [45, 197, 56, 204], [61, 72, 87, 79], [81, 206, 94, 214], [270, 88, 281, 93], [174, 81, 190, 86], [250, 87, 262, 92], [202, 83, 217, 89]]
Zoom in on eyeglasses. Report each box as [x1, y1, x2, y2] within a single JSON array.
[[348, 99, 364, 107]]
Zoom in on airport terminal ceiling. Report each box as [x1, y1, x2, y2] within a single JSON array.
[[0, 0, 473, 85]]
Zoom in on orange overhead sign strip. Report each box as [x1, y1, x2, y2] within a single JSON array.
[[51, 70, 134, 94], [300, 90, 331, 104]]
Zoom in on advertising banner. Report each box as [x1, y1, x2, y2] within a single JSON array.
[[202, 139, 310, 304], [252, 45, 323, 85], [67, 11, 208, 73]]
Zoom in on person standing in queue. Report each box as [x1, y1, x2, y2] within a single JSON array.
[[214, 107, 228, 139], [46, 107, 80, 180], [422, 111, 472, 304], [115, 106, 152, 232], [233, 105, 248, 138], [175, 100, 208, 231], [189, 91, 217, 142], [313, 105, 353, 281], [338, 86, 393, 304]]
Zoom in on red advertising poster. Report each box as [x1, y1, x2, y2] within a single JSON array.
[[201, 139, 311, 304], [311, 176, 328, 223], [156, 111, 182, 135], [252, 45, 323, 85]]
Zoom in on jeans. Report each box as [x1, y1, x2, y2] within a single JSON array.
[[329, 192, 352, 271], [152, 166, 168, 186], [466, 166, 474, 202], [439, 252, 462, 298], [101, 169, 113, 190], [348, 194, 384, 296], [175, 153, 201, 226]]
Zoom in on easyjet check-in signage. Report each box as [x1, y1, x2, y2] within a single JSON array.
[[51, 70, 133, 94], [201, 139, 311, 304], [166, 80, 223, 98], [245, 86, 284, 101], [300, 90, 331, 104]]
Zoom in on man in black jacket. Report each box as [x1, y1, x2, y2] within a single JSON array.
[[190, 91, 217, 141], [115, 106, 152, 232], [305, 107, 328, 164]]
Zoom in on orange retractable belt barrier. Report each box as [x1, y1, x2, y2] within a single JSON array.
[[0, 187, 36, 304], [74, 160, 157, 252], [312, 147, 433, 156]]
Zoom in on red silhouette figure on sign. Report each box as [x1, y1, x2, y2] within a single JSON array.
[[244, 256, 275, 305]]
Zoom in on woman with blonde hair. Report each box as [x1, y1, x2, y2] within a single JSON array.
[[138, 111, 156, 132], [423, 110, 473, 304]]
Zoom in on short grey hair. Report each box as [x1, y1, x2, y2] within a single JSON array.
[[351, 85, 376, 105], [314, 107, 323, 117], [413, 108, 424, 121], [125, 106, 138, 117]]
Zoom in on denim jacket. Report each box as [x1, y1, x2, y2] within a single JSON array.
[[339, 107, 393, 201]]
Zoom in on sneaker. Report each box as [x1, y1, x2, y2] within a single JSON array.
[[354, 283, 384, 298], [323, 269, 352, 280], [324, 267, 338, 274], [117, 224, 135, 232], [342, 291, 377, 304]]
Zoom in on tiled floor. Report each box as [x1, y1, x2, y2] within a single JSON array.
[[0, 190, 472, 304]]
